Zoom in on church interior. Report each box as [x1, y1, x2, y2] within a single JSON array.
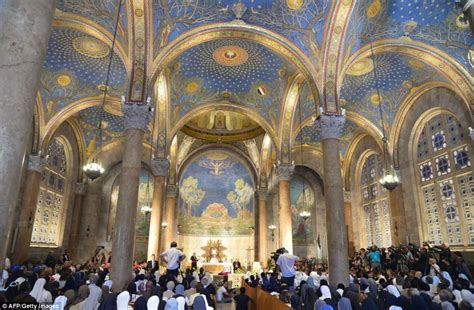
[[1, 0, 474, 306]]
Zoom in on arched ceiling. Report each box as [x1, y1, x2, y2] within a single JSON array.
[[344, 0, 473, 74], [35, 0, 473, 176], [168, 38, 297, 127]]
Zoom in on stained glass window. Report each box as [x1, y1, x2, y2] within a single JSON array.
[[415, 113, 472, 246], [360, 154, 392, 248], [31, 138, 70, 247]]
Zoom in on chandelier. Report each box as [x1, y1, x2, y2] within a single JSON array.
[[83, 0, 123, 180], [140, 172, 152, 214], [299, 210, 311, 220], [369, 43, 401, 191]]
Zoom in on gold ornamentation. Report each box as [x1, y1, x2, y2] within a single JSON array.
[[72, 36, 109, 58], [346, 58, 374, 76], [370, 93, 381, 105], [456, 14, 469, 29], [408, 59, 424, 69], [185, 80, 201, 94], [104, 100, 123, 116], [135, 8, 143, 17], [402, 80, 413, 89], [367, 0, 381, 18], [56, 74, 71, 87], [286, 0, 304, 11], [212, 45, 249, 67]]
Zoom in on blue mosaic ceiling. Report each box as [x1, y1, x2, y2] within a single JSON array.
[[169, 38, 297, 127], [153, 0, 330, 57], [57, 0, 128, 42], [345, 0, 473, 74], [340, 52, 447, 131], [40, 28, 127, 118]]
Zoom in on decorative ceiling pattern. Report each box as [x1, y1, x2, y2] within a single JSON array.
[[169, 38, 297, 127], [152, 0, 330, 58], [345, 0, 473, 74], [78, 106, 125, 146], [295, 119, 359, 158], [40, 28, 127, 118], [340, 53, 447, 130], [57, 0, 128, 43]]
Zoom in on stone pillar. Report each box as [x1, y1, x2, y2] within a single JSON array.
[[110, 103, 152, 292], [163, 185, 178, 249], [68, 182, 87, 261], [77, 180, 102, 263], [0, 0, 56, 268], [318, 112, 350, 285], [388, 185, 407, 246], [275, 164, 294, 253], [257, 188, 268, 265], [147, 159, 169, 259], [12, 155, 45, 262], [344, 191, 355, 258]]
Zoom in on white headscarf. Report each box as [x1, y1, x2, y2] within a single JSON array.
[[117, 291, 130, 310], [29, 278, 52, 304], [461, 289, 474, 306], [386, 285, 400, 298], [319, 285, 331, 300], [442, 272, 453, 290], [53, 296, 67, 310], [81, 283, 102, 310], [147, 295, 160, 310]]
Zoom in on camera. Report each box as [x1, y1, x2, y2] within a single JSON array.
[[270, 247, 286, 262]]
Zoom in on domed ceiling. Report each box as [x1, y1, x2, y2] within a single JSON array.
[[169, 38, 298, 128], [182, 110, 264, 142]]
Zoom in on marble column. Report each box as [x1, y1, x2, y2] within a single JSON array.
[[163, 185, 178, 249], [76, 179, 102, 263], [13, 155, 45, 263], [110, 103, 152, 292], [275, 164, 294, 253], [68, 182, 87, 261], [388, 185, 407, 246], [257, 188, 268, 265], [0, 0, 56, 268], [147, 159, 169, 259], [344, 192, 355, 258], [319, 112, 350, 285]]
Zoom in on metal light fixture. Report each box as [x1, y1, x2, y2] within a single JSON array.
[[140, 171, 152, 214], [369, 42, 401, 191], [83, 0, 123, 180], [161, 222, 168, 229], [268, 224, 277, 242], [299, 210, 311, 220]]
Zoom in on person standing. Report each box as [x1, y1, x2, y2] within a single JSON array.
[[234, 287, 250, 310], [191, 252, 198, 271], [276, 250, 299, 288], [147, 254, 159, 273], [367, 246, 382, 273], [160, 241, 186, 277]]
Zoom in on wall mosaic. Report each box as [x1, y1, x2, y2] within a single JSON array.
[[178, 150, 255, 236], [290, 175, 315, 246]]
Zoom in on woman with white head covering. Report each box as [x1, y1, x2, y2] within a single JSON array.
[[442, 271, 454, 290], [29, 278, 52, 304], [165, 298, 178, 310], [53, 295, 67, 310], [117, 291, 130, 310], [461, 289, 474, 307], [147, 295, 160, 310], [319, 285, 332, 300], [386, 285, 401, 298]]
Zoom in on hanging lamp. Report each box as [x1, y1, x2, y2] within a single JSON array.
[[369, 43, 401, 191], [83, 0, 123, 180]]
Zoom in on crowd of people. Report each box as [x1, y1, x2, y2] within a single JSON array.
[[1, 241, 473, 309], [0, 242, 250, 309], [262, 243, 474, 310]]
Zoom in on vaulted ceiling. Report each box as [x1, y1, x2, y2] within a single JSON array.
[[35, 0, 473, 174]]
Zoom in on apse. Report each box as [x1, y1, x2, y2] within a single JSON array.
[[177, 149, 256, 264]]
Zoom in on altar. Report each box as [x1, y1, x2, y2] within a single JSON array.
[[201, 262, 233, 274]]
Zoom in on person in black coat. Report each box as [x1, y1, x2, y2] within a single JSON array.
[[146, 254, 159, 273]]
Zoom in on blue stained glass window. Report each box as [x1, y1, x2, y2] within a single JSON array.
[[438, 158, 449, 173], [433, 133, 445, 149], [455, 150, 469, 167], [422, 165, 432, 179], [442, 184, 453, 198], [446, 206, 457, 220]]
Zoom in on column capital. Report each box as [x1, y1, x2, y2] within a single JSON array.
[[122, 98, 153, 131], [150, 158, 170, 177], [257, 188, 268, 199], [316, 112, 346, 140], [275, 163, 294, 181], [167, 184, 178, 197], [469, 127, 474, 141], [27, 154, 46, 173], [75, 182, 87, 195]]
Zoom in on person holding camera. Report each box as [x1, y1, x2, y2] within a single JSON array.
[[160, 241, 186, 277], [276, 249, 299, 289]]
